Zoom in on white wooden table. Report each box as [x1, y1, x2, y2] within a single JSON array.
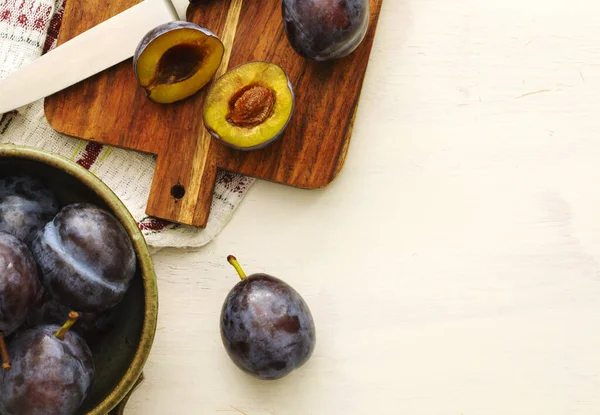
[[126, 0, 600, 413]]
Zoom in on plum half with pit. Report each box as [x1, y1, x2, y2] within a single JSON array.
[[203, 61, 295, 150], [31, 203, 136, 313], [134, 21, 224, 104], [282, 0, 370, 61], [0, 313, 95, 415], [0, 175, 59, 246], [220, 256, 316, 380], [0, 231, 41, 371]]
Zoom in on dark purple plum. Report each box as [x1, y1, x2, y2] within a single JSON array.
[[0, 314, 94, 415], [0, 175, 59, 246], [220, 256, 316, 380], [26, 288, 118, 345], [282, 0, 370, 61], [31, 203, 136, 313], [0, 231, 41, 370]]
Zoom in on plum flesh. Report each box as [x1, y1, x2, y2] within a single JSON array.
[[31, 203, 136, 313], [0, 175, 59, 246], [282, 0, 370, 61], [0, 324, 94, 415], [221, 258, 316, 380], [134, 21, 224, 104], [203, 61, 295, 150]]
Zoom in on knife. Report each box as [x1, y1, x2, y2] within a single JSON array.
[[0, 0, 179, 114]]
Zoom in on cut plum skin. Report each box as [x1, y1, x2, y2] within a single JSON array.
[[203, 61, 295, 151], [134, 21, 224, 104], [282, 0, 370, 61]]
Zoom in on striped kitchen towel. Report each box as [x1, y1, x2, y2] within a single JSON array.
[[0, 0, 255, 248]]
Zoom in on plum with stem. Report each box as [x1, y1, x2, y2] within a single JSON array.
[[0, 312, 95, 415], [220, 256, 316, 380]]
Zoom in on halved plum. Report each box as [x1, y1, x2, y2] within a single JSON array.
[[202, 61, 295, 150], [134, 21, 224, 104]]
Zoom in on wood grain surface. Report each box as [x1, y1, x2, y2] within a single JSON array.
[[44, 0, 383, 227]]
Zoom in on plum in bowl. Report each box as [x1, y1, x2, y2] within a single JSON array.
[[0, 144, 158, 415]]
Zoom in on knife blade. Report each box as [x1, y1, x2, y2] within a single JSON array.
[[0, 0, 179, 114]]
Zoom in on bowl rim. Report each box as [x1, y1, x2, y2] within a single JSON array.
[[0, 144, 159, 415]]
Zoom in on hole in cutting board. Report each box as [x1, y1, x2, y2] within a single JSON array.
[[171, 184, 186, 199]]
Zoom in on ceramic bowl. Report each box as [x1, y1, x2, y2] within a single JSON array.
[[0, 144, 158, 415]]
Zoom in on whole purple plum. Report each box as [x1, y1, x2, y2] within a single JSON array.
[[0, 175, 59, 246], [282, 0, 370, 61], [220, 256, 316, 380], [31, 203, 136, 313], [0, 316, 94, 415], [0, 231, 41, 370]]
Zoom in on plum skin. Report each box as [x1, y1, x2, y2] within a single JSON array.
[[0, 325, 94, 415], [0, 175, 59, 246], [0, 231, 41, 336], [282, 0, 370, 61], [220, 274, 316, 380], [31, 203, 136, 313]]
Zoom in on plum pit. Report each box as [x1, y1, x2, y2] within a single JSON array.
[[227, 84, 275, 128]]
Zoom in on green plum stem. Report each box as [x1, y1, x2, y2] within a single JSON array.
[[227, 255, 247, 280], [54, 312, 79, 341], [0, 331, 10, 371]]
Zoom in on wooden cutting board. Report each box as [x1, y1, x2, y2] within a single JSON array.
[[44, 0, 383, 227]]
